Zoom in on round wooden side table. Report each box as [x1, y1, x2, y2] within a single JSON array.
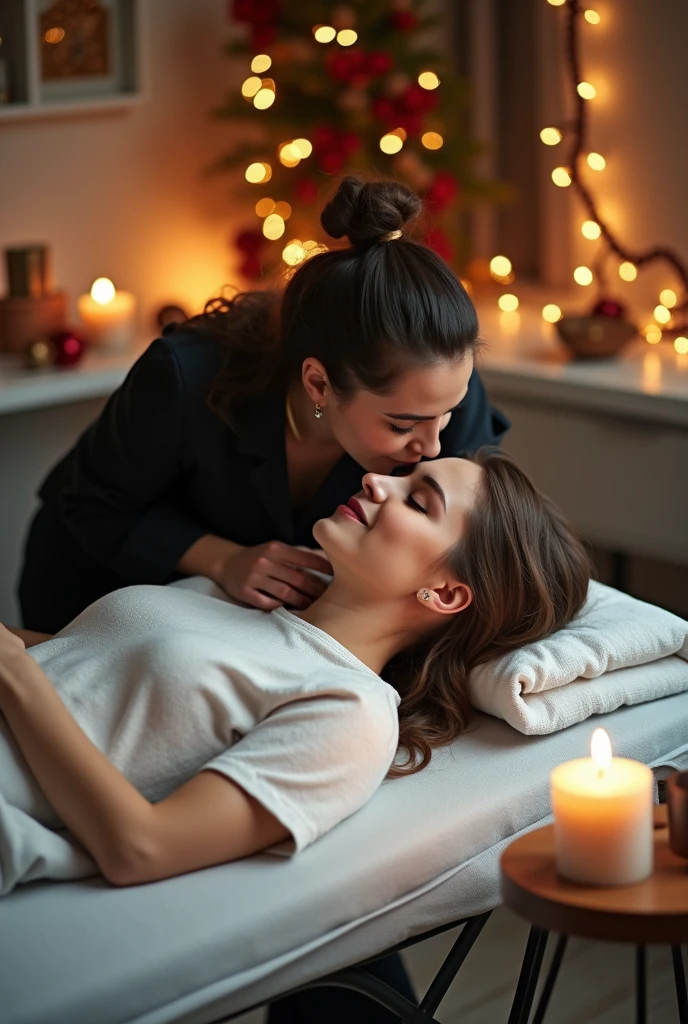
[[500, 806, 688, 1024]]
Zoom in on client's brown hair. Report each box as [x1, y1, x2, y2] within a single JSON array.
[[386, 448, 592, 777]]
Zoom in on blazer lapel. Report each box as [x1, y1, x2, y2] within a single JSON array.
[[237, 393, 294, 542]]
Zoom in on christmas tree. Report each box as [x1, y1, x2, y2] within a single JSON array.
[[216, 0, 505, 280]]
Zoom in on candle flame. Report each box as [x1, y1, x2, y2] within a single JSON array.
[[591, 728, 612, 776], [91, 277, 116, 305]]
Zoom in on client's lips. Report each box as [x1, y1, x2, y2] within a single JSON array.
[[345, 497, 368, 525]]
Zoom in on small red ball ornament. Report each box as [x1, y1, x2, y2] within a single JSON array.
[[591, 298, 627, 319], [50, 329, 85, 367]]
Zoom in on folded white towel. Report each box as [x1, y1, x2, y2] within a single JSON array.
[[469, 582, 688, 734]]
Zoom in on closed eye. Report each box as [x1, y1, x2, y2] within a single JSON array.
[[390, 423, 414, 435], [406, 494, 427, 515]]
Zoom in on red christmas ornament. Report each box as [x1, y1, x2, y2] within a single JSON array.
[[312, 124, 337, 151], [425, 226, 453, 263], [366, 51, 393, 77], [251, 24, 277, 48], [240, 255, 263, 280], [425, 171, 459, 210], [319, 149, 346, 174], [372, 96, 395, 123], [50, 329, 85, 367], [391, 10, 418, 31], [340, 131, 361, 155], [591, 298, 627, 319], [399, 83, 428, 113], [294, 178, 319, 203], [235, 229, 264, 255]]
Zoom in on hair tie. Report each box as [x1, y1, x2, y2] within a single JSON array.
[[380, 229, 402, 242]]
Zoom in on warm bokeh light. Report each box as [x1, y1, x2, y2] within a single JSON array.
[[380, 133, 403, 154], [313, 25, 336, 43], [577, 81, 597, 99], [489, 255, 512, 279], [263, 214, 286, 240], [279, 143, 301, 167], [591, 729, 612, 772], [643, 324, 662, 343], [498, 293, 519, 312], [337, 29, 358, 46], [587, 152, 606, 171], [418, 71, 440, 90], [255, 197, 275, 217], [282, 241, 305, 266], [581, 220, 601, 240], [253, 88, 276, 110], [292, 138, 313, 158], [574, 266, 593, 286], [421, 131, 443, 149], [44, 27, 65, 43], [245, 162, 272, 184], [584, 9, 601, 24], [660, 288, 678, 308], [241, 76, 262, 99], [251, 55, 272, 73], [391, 127, 407, 140], [619, 261, 637, 282], [540, 127, 562, 146], [273, 201, 292, 219], [542, 303, 563, 323], [654, 304, 671, 324], [90, 277, 115, 304], [552, 166, 572, 187], [547, 0, 566, 5], [675, 337, 688, 355]]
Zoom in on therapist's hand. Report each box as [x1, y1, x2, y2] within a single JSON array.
[[218, 541, 332, 611]]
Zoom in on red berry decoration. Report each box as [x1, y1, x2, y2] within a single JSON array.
[[366, 51, 393, 77], [591, 298, 627, 319], [50, 329, 85, 367]]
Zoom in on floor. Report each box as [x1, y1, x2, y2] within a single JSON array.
[[229, 905, 679, 1023]]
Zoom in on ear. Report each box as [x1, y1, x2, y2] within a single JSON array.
[[301, 358, 330, 407], [418, 581, 472, 617]]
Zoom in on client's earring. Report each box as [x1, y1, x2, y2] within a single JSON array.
[[314, 403, 323, 419], [418, 589, 431, 602]]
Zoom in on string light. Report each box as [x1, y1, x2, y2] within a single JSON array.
[[675, 337, 688, 354], [255, 197, 275, 217], [660, 288, 678, 308], [279, 142, 301, 167], [313, 25, 336, 43], [540, 127, 562, 146], [283, 240, 305, 266], [644, 325, 662, 344], [273, 201, 292, 219], [336, 29, 357, 46], [547, 0, 566, 5], [542, 304, 563, 323], [551, 166, 572, 187], [421, 131, 443, 149], [254, 87, 276, 110], [574, 266, 593, 285], [577, 81, 597, 99], [263, 214, 285, 240], [619, 262, 637, 282], [292, 138, 313, 158], [654, 304, 671, 324], [498, 294, 519, 312], [581, 220, 601, 240], [380, 133, 403, 154], [584, 9, 601, 24], [418, 72, 440, 90], [587, 152, 606, 171], [251, 55, 272, 73], [245, 162, 272, 184], [241, 76, 262, 99], [489, 255, 512, 279]]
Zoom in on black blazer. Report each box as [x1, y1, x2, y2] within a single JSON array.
[[20, 330, 508, 627]]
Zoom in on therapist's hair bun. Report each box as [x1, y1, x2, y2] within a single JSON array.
[[321, 176, 422, 248]]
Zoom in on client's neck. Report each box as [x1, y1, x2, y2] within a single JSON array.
[[295, 583, 420, 675]]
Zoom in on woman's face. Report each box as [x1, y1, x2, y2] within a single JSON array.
[[314, 457, 483, 600], [319, 358, 474, 473]]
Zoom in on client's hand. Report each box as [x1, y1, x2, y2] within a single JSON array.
[[218, 541, 332, 611]]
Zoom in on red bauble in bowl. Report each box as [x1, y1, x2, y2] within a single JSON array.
[[50, 329, 85, 367], [555, 315, 637, 359]]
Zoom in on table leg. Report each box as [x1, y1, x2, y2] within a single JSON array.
[[636, 946, 646, 1024], [532, 935, 568, 1024], [507, 927, 549, 1024], [672, 946, 688, 1024]]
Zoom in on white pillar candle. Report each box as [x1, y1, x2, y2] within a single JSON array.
[[551, 728, 653, 886], [77, 277, 136, 349]]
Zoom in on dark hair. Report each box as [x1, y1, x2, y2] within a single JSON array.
[[387, 448, 593, 777], [193, 176, 479, 426]]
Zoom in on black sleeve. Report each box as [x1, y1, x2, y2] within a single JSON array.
[[441, 368, 510, 457], [56, 337, 207, 583]]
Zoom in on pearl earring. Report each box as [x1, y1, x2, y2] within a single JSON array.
[[418, 589, 430, 602], [314, 403, 323, 419]]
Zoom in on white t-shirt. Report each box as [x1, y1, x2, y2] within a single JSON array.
[[25, 577, 400, 852]]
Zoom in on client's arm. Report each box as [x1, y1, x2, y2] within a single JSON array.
[[0, 625, 288, 887]]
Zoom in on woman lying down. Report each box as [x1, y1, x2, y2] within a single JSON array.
[[0, 451, 591, 895]]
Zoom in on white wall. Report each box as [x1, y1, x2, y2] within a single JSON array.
[[0, 0, 242, 329]]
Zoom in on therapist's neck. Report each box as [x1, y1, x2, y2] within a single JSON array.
[[296, 582, 425, 674]]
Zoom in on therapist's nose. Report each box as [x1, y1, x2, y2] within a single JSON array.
[[409, 425, 442, 459]]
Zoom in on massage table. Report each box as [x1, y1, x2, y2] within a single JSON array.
[[1, 687, 688, 1024]]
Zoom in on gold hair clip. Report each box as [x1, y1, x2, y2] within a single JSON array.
[[380, 229, 403, 241]]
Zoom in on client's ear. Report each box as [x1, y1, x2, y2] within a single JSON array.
[[417, 582, 472, 617]]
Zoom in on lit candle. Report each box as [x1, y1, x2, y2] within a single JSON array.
[[551, 729, 653, 886], [77, 278, 136, 349]]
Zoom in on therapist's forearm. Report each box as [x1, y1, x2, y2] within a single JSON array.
[[176, 533, 244, 585], [6, 627, 53, 647], [0, 650, 156, 884]]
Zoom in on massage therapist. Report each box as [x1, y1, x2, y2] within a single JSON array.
[[19, 176, 508, 635]]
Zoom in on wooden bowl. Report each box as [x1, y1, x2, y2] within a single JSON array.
[[556, 315, 637, 359]]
